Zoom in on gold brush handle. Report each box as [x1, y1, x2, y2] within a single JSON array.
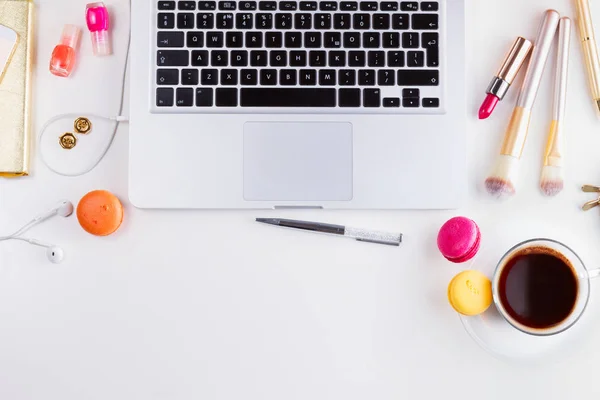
[[500, 107, 532, 158], [575, 0, 600, 111]]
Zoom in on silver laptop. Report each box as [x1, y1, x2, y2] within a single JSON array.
[[129, 0, 466, 209]]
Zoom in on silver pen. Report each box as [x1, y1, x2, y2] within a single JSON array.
[[256, 218, 402, 246]]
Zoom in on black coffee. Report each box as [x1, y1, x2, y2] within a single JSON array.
[[498, 247, 578, 330]]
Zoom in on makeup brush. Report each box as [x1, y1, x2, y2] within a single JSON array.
[[485, 10, 561, 198], [541, 17, 571, 196]]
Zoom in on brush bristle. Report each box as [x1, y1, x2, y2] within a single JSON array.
[[485, 155, 519, 198], [540, 165, 564, 196]]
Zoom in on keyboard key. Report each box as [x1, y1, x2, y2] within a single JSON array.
[[334, 13, 351, 29], [315, 14, 332, 29], [226, 32, 243, 47], [378, 69, 395, 85], [197, 13, 215, 28], [344, 32, 361, 48], [353, 14, 370, 29], [320, 1, 337, 11], [363, 32, 379, 48], [363, 88, 381, 107], [256, 13, 273, 29], [373, 14, 390, 29], [412, 14, 438, 30], [176, 88, 194, 106], [158, 31, 184, 47], [290, 50, 307, 66], [360, 2, 378, 11], [382, 32, 400, 48], [381, 2, 398, 11], [246, 32, 263, 47], [196, 88, 214, 106], [275, 13, 293, 29], [240, 1, 258, 10], [186, 32, 204, 47], [305, 32, 322, 48], [241, 88, 336, 106], [368, 51, 385, 67], [280, 69, 297, 85], [181, 68, 199, 84], [358, 69, 375, 85], [265, 32, 283, 47], [324, 32, 342, 48], [177, 13, 195, 29], [402, 32, 419, 48], [338, 69, 356, 85], [319, 69, 336, 85], [328, 51, 346, 66], [259, 1, 277, 10], [211, 50, 228, 66], [339, 88, 361, 107], [403, 97, 419, 107], [397, 69, 439, 85], [309, 50, 326, 66], [427, 47, 439, 67], [349, 50, 366, 66], [241, 69, 258, 85], [201, 68, 219, 84], [217, 13, 234, 28], [423, 97, 440, 107], [285, 32, 303, 48], [221, 69, 238, 85], [341, 1, 358, 10], [198, 1, 217, 10], [387, 50, 405, 67], [400, 2, 418, 11], [402, 88, 419, 98], [192, 50, 209, 65], [295, 13, 312, 29], [157, 13, 175, 29], [421, 2, 439, 11], [178, 1, 196, 10], [236, 13, 253, 29], [216, 88, 238, 106], [156, 88, 174, 106], [157, 50, 189, 66], [392, 14, 409, 29], [250, 50, 268, 66], [231, 50, 248, 66], [383, 97, 400, 107], [260, 69, 278, 85], [158, 1, 175, 10], [407, 51, 424, 67], [270, 50, 287, 66], [279, 1, 298, 10], [157, 69, 179, 85], [300, 1, 318, 10], [219, 1, 236, 10], [300, 69, 317, 85]]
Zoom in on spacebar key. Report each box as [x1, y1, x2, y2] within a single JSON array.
[[241, 88, 336, 107]]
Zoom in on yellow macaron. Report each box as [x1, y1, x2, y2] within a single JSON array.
[[447, 270, 492, 316]]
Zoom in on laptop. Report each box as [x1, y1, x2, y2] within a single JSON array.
[[129, 0, 466, 209]]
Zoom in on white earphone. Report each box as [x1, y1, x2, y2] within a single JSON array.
[[0, 200, 74, 263]]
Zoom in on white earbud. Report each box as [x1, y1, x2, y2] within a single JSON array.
[[0, 200, 73, 264]]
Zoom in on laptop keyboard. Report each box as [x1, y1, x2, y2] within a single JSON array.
[[154, 1, 443, 112]]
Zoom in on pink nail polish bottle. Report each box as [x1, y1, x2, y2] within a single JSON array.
[[49, 25, 81, 77], [86, 2, 111, 56]]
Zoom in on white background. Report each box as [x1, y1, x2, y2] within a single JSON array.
[[3, 0, 600, 399]]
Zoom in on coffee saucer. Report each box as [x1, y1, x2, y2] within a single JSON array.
[[459, 248, 590, 363]]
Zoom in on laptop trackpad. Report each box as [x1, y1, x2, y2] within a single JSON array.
[[243, 122, 353, 201]]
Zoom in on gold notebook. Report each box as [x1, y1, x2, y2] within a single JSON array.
[[0, 0, 33, 177]]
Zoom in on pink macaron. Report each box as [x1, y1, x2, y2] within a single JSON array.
[[437, 217, 481, 263]]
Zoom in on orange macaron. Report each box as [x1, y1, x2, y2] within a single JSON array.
[[77, 190, 124, 236]]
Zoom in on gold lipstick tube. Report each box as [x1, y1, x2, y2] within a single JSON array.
[[487, 37, 533, 100]]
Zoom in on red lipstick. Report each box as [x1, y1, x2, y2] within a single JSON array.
[[479, 37, 533, 119]]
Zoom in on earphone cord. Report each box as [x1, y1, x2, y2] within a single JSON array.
[[38, 0, 132, 177]]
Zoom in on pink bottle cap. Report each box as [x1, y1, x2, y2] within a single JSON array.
[[60, 24, 81, 49], [437, 216, 481, 263], [86, 2, 112, 56]]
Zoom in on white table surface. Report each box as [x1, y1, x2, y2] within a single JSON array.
[[3, 0, 600, 399]]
